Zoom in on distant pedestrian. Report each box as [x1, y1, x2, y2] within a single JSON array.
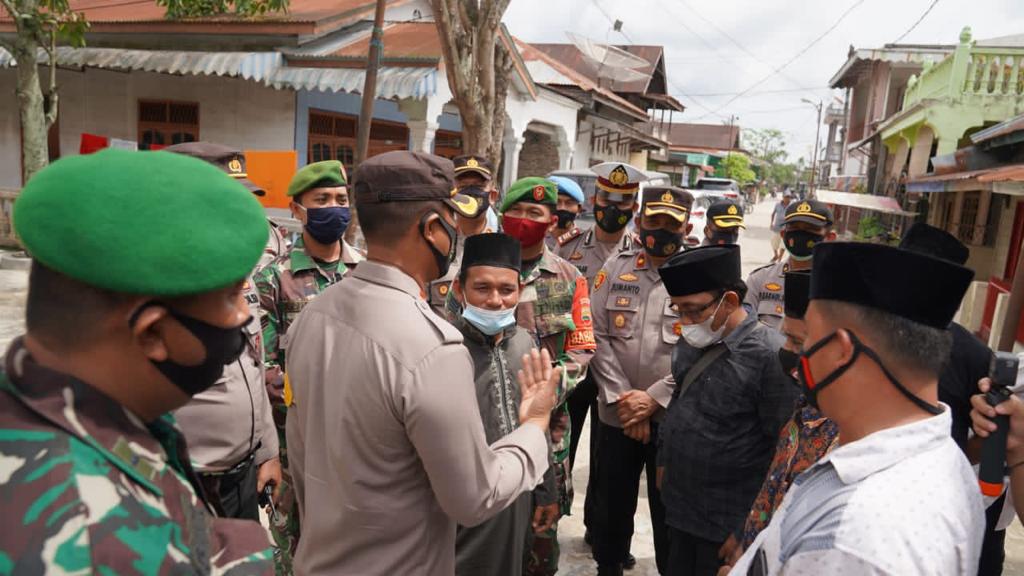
[[769, 194, 791, 262]]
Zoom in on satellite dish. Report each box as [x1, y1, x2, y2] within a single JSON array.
[[566, 32, 650, 83]]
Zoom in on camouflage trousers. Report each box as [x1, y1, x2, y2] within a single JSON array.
[[524, 524, 561, 576], [269, 403, 299, 575]]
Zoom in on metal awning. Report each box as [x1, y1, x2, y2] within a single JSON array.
[[814, 189, 917, 217], [907, 164, 1024, 195], [0, 46, 439, 100], [268, 66, 437, 99]]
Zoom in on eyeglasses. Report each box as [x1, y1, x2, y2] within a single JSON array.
[[671, 295, 722, 322]]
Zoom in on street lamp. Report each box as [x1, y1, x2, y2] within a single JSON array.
[[801, 98, 823, 197]]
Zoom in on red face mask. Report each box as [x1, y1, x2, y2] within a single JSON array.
[[502, 214, 550, 247]]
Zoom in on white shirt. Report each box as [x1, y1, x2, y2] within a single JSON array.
[[730, 407, 984, 576]]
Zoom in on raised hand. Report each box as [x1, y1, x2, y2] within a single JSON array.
[[517, 348, 562, 431]]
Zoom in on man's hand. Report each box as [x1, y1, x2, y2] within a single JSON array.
[[518, 348, 562, 431], [971, 377, 1024, 463], [623, 419, 651, 444], [532, 503, 559, 534], [617, 390, 657, 427], [256, 457, 282, 503]]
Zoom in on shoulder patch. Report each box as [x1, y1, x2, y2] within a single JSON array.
[[558, 227, 583, 246], [594, 269, 608, 291]]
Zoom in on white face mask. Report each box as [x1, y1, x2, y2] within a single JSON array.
[[679, 297, 727, 348], [461, 302, 518, 336]]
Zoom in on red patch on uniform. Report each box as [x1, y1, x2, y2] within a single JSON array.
[[673, 321, 682, 336], [594, 270, 607, 291], [533, 185, 546, 201]]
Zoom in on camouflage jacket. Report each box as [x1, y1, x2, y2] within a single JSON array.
[[0, 339, 274, 575], [255, 236, 362, 404], [517, 246, 596, 515]]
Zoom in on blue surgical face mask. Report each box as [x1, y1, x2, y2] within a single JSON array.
[[462, 302, 518, 336]]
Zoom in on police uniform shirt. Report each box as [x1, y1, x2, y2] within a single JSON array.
[[590, 249, 679, 427], [556, 226, 635, 287], [283, 261, 548, 576], [729, 408, 984, 575], [743, 260, 788, 329]]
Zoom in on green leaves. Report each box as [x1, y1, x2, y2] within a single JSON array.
[[155, 0, 289, 19]]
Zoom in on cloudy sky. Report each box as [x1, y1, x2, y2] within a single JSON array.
[[504, 0, 1024, 163]]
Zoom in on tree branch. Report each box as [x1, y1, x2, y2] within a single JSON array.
[[0, 0, 19, 20], [44, 28, 58, 128]]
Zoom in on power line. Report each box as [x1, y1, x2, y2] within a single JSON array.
[[693, 0, 865, 121], [586, 0, 727, 120], [892, 0, 941, 44], [667, 0, 823, 102], [686, 86, 833, 97]]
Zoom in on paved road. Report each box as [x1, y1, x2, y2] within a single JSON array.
[[2, 199, 1024, 573]]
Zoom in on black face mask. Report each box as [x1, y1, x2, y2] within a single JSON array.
[[640, 227, 683, 257], [783, 229, 822, 260], [594, 204, 631, 233], [555, 209, 578, 228], [708, 230, 739, 245], [777, 348, 800, 382], [420, 211, 458, 280], [799, 330, 942, 415], [132, 303, 250, 397], [303, 206, 351, 245]]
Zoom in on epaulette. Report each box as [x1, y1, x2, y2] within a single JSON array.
[[557, 227, 583, 246], [749, 262, 775, 275]]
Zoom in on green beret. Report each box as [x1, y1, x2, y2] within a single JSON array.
[[14, 149, 268, 296], [288, 160, 348, 197], [500, 177, 557, 213]]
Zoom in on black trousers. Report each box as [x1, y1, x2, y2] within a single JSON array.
[[666, 527, 722, 576], [199, 458, 259, 521], [568, 374, 599, 532], [592, 420, 668, 573]]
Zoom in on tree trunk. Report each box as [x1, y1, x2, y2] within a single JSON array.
[[12, 33, 48, 183], [432, 0, 512, 174]]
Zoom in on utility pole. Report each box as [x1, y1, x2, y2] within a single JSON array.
[[347, 0, 387, 247], [802, 98, 822, 197]]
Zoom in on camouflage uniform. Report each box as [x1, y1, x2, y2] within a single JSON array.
[[0, 339, 274, 575], [255, 235, 362, 572], [519, 246, 596, 576], [262, 220, 291, 268]]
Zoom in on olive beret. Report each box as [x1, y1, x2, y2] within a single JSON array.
[[288, 160, 348, 197], [14, 149, 269, 296], [501, 177, 557, 212]]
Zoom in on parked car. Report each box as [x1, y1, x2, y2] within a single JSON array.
[[695, 177, 745, 213]]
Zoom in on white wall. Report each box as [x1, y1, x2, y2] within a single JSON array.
[[0, 68, 296, 187]]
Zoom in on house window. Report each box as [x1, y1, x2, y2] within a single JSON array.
[[138, 100, 199, 149], [307, 109, 408, 171]]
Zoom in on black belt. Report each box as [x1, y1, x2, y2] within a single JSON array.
[[198, 441, 261, 479]]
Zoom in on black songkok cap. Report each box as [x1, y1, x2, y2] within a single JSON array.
[[462, 233, 522, 274], [898, 222, 969, 266], [784, 271, 811, 320], [658, 244, 741, 297], [810, 242, 974, 329]]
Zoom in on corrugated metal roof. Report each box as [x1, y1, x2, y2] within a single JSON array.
[[0, 46, 282, 81], [269, 66, 437, 99], [815, 189, 917, 216], [0, 46, 437, 99], [828, 45, 953, 89], [531, 43, 662, 94]]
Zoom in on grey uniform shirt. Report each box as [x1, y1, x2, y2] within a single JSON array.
[[284, 261, 549, 576], [743, 260, 788, 330], [174, 276, 278, 471], [555, 226, 634, 287], [590, 249, 679, 427]]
